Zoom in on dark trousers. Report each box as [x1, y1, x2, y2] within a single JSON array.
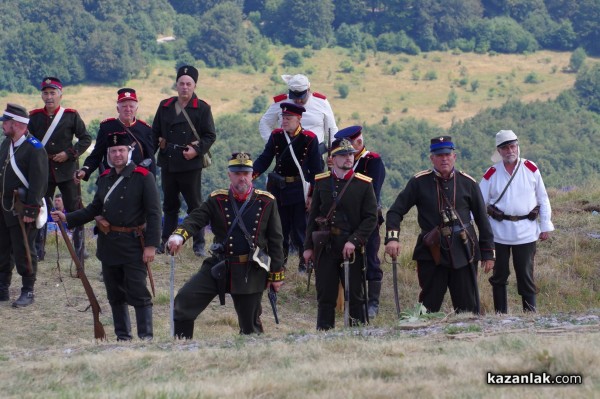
[[489, 241, 537, 297], [416, 260, 478, 313], [0, 212, 38, 290], [43, 180, 84, 260], [174, 261, 264, 334], [365, 224, 383, 281], [161, 168, 202, 243], [102, 261, 152, 307], [278, 202, 306, 260], [314, 241, 366, 329]]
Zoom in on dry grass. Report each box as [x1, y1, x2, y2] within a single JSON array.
[[2, 49, 585, 129], [1, 183, 599, 398]]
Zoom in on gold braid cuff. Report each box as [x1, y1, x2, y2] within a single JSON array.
[[173, 228, 190, 242], [268, 270, 285, 282], [386, 230, 400, 241]]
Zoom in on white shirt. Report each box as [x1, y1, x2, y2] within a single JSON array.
[[258, 92, 338, 143], [479, 158, 554, 245]]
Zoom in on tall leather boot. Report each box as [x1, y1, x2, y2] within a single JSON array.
[[492, 285, 508, 314], [174, 320, 194, 339], [135, 305, 153, 340], [111, 304, 132, 341], [13, 276, 35, 308], [316, 307, 336, 331], [367, 280, 382, 319], [522, 295, 536, 312], [0, 272, 10, 301]]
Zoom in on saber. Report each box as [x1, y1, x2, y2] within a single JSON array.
[[306, 260, 313, 292], [268, 285, 279, 324], [343, 257, 350, 327], [169, 255, 175, 337], [392, 257, 401, 319]]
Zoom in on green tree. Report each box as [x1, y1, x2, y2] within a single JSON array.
[[569, 47, 587, 73], [574, 64, 600, 113]]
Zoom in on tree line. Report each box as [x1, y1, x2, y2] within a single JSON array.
[[1, 0, 599, 91]]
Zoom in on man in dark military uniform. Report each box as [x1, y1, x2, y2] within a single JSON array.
[[29, 77, 91, 262], [75, 88, 156, 182], [253, 102, 322, 272], [167, 152, 285, 338], [384, 136, 495, 314], [303, 139, 378, 330], [0, 103, 48, 307], [335, 125, 386, 318], [153, 65, 216, 257], [52, 132, 161, 340]]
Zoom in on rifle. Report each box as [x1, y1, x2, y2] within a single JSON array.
[[12, 191, 33, 275], [56, 221, 107, 340], [327, 128, 332, 170], [306, 259, 314, 292], [268, 285, 279, 324], [459, 228, 481, 315], [343, 257, 350, 327], [361, 247, 369, 324], [391, 257, 401, 319], [74, 175, 86, 273]]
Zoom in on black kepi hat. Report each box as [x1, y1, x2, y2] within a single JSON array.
[[0, 103, 29, 124], [331, 138, 357, 156], [107, 131, 133, 147], [176, 65, 199, 83], [280, 102, 306, 117], [430, 136, 455, 154], [228, 152, 253, 172]]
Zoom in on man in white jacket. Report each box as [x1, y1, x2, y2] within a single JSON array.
[[479, 130, 554, 313]]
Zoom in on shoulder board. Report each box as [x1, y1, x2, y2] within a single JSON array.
[[272, 128, 284, 135], [301, 129, 317, 138], [162, 97, 177, 107], [29, 108, 45, 116], [315, 171, 331, 181], [414, 169, 433, 179], [312, 92, 327, 100], [524, 159, 538, 173], [137, 119, 151, 127], [483, 166, 496, 180], [100, 117, 117, 124], [255, 189, 275, 200], [210, 189, 229, 197], [26, 136, 43, 149], [273, 93, 288, 103], [365, 151, 381, 159], [133, 166, 149, 176], [191, 98, 199, 108], [100, 169, 111, 177], [355, 173, 372, 183], [63, 108, 77, 113], [459, 170, 476, 182]]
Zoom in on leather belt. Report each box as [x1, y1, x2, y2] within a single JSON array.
[[502, 214, 529, 221], [284, 176, 300, 183], [330, 227, 349, 236], [109, 224, 145, 233], [228, 254, 249, 263]]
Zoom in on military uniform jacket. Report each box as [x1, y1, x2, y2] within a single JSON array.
[[66, 162, 161, 266], [353, 148, 386, 204], [152, 93, 216, 173], [176, 188, 284, 294], [253, 128, 322, 206], [0, 134, 48, 226], [385, 169, 495, 267], [28, 106, 91, 183], [81, 117, 156, 180], [305, 171, 378, 250]]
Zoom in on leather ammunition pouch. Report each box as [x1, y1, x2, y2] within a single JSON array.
[[423, 226, 441, 265], [210, 259, 228, 305], [527, 205, 540, 221], [487, 204, 505, 221], [267, 172, 286, 190]]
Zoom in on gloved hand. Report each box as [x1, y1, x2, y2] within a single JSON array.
[[167, 234, 184, 255]]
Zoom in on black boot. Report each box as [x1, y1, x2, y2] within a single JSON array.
[[111, 304, 132, 341], [0, 273, 10, 301], [135, 306, 153, 340], [522, 295, 536, 312], [12, 290, 34, 308], [367, 280, 382, 319], [174, 320, 194, 339], [492, 285, 508, 314], [298, 256, 307, 273], [316, 307, 336, 331]]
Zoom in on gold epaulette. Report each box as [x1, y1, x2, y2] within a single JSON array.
[[255, 189, 275, 200], [414, 169, 433, 179], [459, 170, 476, 183], [355, 173, 372, 183], [315, 171, 331, 180], [210, 189, 229, 197]]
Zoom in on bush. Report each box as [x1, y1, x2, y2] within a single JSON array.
[[282, 51, 303, 67], [249, 95, 268, 113], [336, 83, 350, 99], [524, 72, 541, 84], [339, 60, 354, 73], [423, 70, 438, 81], [569, 47, 587, 73]]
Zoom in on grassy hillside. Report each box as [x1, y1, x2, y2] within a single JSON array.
[[2, 49, 585, 129], [1, 180, 599, 398]]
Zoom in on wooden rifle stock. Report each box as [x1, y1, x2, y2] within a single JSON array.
[[57, 221, 106, 340]]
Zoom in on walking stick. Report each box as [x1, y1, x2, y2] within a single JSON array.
[[56, 221, 106, 340], [169, 254, 175, 337]]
